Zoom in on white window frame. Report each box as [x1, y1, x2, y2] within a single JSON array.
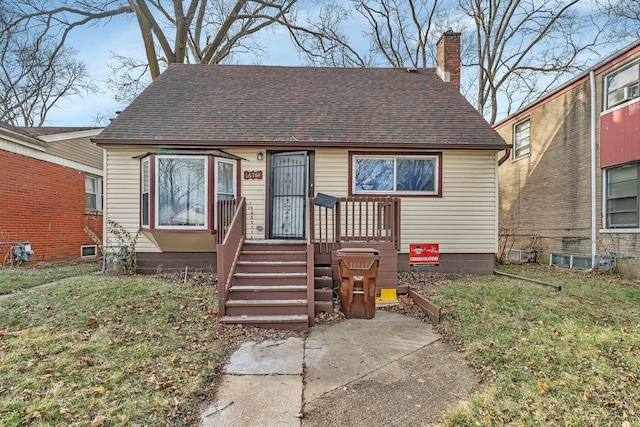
[[603, 163, 639, 230], [215, 157, 237, 201], [214, 157, 237, 225], [141, 158, 150, 227], [352, 155, 439, 195], [85, 175, 103, 211], [604, 60, 640, 111], [513, 118, 530, 160], [154, 155, 208, 230], [81, 245, 98, 258]]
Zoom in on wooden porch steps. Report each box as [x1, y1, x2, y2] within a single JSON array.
[[314, 265, 335, 314], [219, 314, 309, 332], [220, 240, 310, 331]]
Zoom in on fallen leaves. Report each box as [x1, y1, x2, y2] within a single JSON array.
[[90, 415, 106, 427], [537, 382, 549, 395]]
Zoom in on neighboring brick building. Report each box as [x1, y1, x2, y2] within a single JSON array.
[[0, 122, 104, 265], [495, 40, 640, 278]]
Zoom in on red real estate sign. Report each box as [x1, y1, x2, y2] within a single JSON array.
[[409, 243, 439, 265]]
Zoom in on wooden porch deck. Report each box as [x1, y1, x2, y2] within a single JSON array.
[[216, 196, 401, 330]]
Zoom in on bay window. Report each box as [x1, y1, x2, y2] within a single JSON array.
[[352, 154, 440, 196], [140, 152, 237, 231]]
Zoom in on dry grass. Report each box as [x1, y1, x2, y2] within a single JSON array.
[[0, 275, 223, 426], [418, 265, 640, 426]]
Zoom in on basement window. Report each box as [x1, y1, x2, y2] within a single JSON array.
[[81, 245, 97, 258]]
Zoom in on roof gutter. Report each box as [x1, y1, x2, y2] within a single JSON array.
[[93, 139, 510, 151]]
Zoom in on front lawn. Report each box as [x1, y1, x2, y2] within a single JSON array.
[[425, 265, 640, 426], [0, 262, 101, 294], [1, 264, 638, 426], [0, 275, 223, 426]]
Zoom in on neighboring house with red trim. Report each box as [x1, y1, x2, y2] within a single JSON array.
[[0, 121, 104, 265], [495, 40, 640, 278]]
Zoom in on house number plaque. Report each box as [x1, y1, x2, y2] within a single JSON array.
[[244, 170, 263, 180]]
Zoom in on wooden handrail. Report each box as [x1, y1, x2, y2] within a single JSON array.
[[216, 197, 246, 317], [306, 198, 315, 326]]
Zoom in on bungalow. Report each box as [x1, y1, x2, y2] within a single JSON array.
[[0, 122, 104, 264], [495, 39, 640, 279], [94, 31, 509, 329]]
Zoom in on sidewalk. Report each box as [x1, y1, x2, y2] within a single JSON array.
[[200, 311, 476, 426]]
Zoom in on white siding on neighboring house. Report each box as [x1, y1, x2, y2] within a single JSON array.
[[47, 137, 103, 170], [0, 137, 102, 176], [104, 148, 158, 252], [402, 151, 498, 253]]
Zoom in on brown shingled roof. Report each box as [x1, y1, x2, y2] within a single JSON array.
[[95, 64, 507, 149]]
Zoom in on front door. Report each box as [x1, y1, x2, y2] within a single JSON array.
[[269, 151, 309, 239]]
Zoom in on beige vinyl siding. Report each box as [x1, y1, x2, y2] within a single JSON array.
[[104, 148, 158, 252], [229, 149, 267, 239], [47, 137, 103, 170], [401, 151, 497, 253], [312, 149, 498, 254], [315, 150, 349, 197]]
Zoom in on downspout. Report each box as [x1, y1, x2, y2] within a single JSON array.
[[498, 148, 511, 166], [590, 71, 597, 269]]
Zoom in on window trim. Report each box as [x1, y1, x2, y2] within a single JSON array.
[[154, 154, 209, 230], [348, 152, 442, 197], [81, 244, 98, 258], [604, 59, 640, 111], [603, 162, 640, 230], [85, 175, 103, 212], [139, 153, 239, 233], [513, 118, 531, 160], [141, 158, 150, 227]]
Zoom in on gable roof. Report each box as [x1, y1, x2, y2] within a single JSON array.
[[95, 64, 507, 150]]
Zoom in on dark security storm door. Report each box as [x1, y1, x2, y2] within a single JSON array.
[[269, 151, 309, 239]]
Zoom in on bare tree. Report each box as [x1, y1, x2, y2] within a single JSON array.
[[462, 0, 615, 124], [293, 1, 627, 124], [0, 4, 94, 125], [289, 0, 455, 68], [598, 0, 640, 38], [3, 0, 309, 104]]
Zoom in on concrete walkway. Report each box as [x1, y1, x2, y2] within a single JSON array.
[[200, 311, 476, 426]]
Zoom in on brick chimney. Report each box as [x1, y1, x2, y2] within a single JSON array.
[[436, 29, 461, 90]]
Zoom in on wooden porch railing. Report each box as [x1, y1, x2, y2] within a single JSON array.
[[310, 196, 401, 253], [216, 197, 246, 317]]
